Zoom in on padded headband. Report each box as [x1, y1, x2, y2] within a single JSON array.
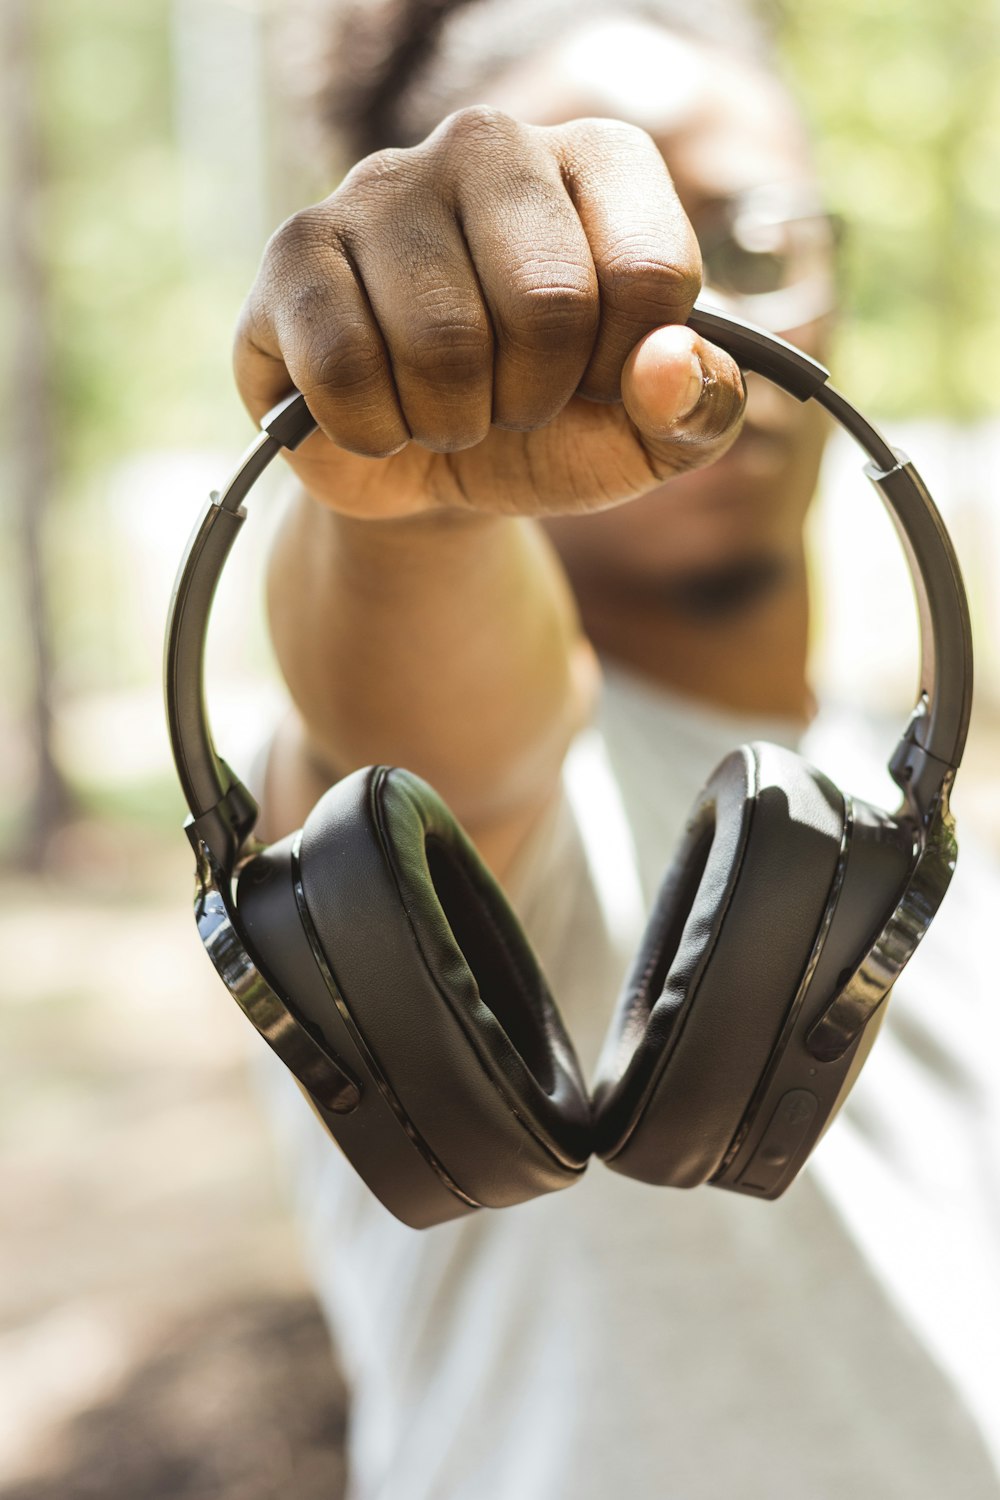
[[165, 301, 973, 870]]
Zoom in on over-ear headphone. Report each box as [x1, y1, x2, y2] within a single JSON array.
[[165, 304, 973, 1229]]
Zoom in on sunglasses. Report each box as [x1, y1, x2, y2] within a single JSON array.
[[691, 185, 843, 333]]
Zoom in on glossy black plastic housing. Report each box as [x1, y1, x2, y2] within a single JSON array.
[[165, 500, 246, 819], [687, 304, 831, 401], [164, 300, 975, 1220], [163, 399, 317, 864], [690, 305, 972, 784]]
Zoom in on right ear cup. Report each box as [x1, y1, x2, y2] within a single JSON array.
[[592, 743, 845, 1189], [239, 766, 590, 1228]]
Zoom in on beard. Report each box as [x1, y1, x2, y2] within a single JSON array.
[[649, 552, 791, 620]]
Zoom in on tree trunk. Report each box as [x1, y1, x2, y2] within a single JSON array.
[[2, 0, 71, 868]]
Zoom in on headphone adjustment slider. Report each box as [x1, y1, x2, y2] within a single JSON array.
[[191, 835, 364, 1115]]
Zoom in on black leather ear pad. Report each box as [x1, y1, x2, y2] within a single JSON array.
[[295, 766, 591, 1210], [592, 742, 845, 1188]]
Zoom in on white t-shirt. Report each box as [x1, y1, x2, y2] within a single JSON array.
[[260, 662, 1000, 1499]]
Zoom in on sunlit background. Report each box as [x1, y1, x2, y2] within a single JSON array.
[[1, 0, 998, 1494]]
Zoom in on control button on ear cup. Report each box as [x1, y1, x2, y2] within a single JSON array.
[[296, 766, 591, 1212], [592, 743, 845, 1189], [709, 795, 917, 1198]]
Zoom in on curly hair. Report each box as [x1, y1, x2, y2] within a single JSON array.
[[281, 0, 776, 168]]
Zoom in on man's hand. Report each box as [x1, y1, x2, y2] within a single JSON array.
[[234, 107, 745, 520]]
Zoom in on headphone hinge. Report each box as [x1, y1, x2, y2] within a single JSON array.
[[889, 699, 954, 825], [184, 769, 259, 871]]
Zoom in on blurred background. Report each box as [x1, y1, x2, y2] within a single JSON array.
[[0, 0, 997, 1494]]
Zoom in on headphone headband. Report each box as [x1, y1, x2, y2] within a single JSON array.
[[164, 303, 973, 868], [164, 303, 976, 1215], [688, 307, 973, 789]]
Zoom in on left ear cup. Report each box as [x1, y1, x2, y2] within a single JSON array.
[[592, 743, 845, 1188], [292, 766, 591, 1215]]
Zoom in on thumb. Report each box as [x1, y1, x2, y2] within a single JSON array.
[[621, 324, 746, 477]]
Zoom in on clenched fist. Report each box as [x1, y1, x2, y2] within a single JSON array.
[[234, 107, 746, 520]]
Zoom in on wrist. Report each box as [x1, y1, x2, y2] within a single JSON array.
[[290, 480, 514, 563]]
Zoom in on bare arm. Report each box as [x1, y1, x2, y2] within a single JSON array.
[[263, 499, 597, 876], [233, 108, 745, 879]]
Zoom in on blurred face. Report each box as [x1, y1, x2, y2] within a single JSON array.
[[480, 20, 836, 604]]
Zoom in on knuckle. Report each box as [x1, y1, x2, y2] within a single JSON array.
[[309, 326, 386, 398], [411, 418, 489, 455], [583, 116, 657, 152], [600, 248, 701, 319], [270, 277, 340, 351], [700, 368, 747, 442], [264, 205, 329, 273], [340, 146, 413, 197], [401, 309, 492, 385], [645, 441, 705, 480], [503, 270, 597, 348], [559, 115, 660, 165], [433, 104, 521, 149], [338, 426, 408, 461]]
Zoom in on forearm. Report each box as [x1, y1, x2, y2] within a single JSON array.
[[263, 485, 597, 853], [239, 113, 746, 859]]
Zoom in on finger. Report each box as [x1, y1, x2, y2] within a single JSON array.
[[234, 210, 410, 458], [345, 174, 494, 452], [445, 111, 599, 429], [621, 324, 747, 476], [552, 118, 702, 404]]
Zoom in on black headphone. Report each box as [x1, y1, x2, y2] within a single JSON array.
[[165, 304, 973, 1229]]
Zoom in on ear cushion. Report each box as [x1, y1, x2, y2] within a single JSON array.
[[295, 765, 591, 1209], [592, 742, 845, 1188]]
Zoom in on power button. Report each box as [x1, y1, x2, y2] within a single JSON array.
[[737, 1089, 819, 1195]]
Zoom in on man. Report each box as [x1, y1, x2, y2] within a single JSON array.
[[238, 2, 1000, 1494]]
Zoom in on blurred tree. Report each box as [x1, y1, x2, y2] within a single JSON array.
[[778, 0, 1000, 419], [0, 0, 997, 864], [1, 0, 71, 867]]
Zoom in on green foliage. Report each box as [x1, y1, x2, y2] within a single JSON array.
[[2, 0, 996, 734], [35, 0, 252, 473], [19, 0, 1000, 479], [778, 0, 1000, 417], [0, 0, 261, 718]]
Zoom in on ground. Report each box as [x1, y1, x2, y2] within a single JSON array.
[[0, 819, 348, 1498], [3, 690, 998, 1497]]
